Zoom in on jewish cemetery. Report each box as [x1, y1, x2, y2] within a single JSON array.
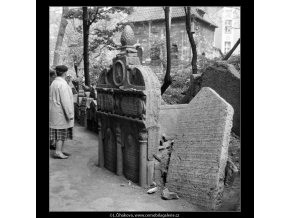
[[49, 6, 240, 212]]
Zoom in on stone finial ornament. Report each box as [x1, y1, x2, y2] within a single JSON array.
[[120, 25, 135, 46]]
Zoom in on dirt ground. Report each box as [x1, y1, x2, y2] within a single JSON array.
[[49, 124, 203, 211], [49, 123, 240, 212]]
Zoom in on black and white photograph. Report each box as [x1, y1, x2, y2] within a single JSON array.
[[48, 6, 242, 213], [13, 0, 290, 217]]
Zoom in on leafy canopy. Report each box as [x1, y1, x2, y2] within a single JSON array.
[[64, 7, 133, 55]]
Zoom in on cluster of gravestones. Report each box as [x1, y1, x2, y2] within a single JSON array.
[[73, 87, 97, 131], [94, 25, 239, 211]]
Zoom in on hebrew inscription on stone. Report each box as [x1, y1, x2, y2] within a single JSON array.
[[166, 87, 234, 210], [120, 96, 144, 118]]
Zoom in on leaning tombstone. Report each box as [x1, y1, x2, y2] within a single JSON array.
[[166, 87, 234, 210], [201, 61, 240, 136], [95, 25, 161, 187]]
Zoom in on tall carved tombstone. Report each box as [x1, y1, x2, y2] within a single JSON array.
[[166, 87, 234, 210], [95, 25, 161, 187]]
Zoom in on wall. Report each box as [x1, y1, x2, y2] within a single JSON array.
[[159, 104, 188, 139]]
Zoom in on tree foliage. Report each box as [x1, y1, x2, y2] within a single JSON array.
[[64, 7, 133, 53], [52, 7, 69, 67], [63, 7, 133, 85]]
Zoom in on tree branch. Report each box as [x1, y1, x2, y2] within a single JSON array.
[[223, 38, 240, 60], [179, 6, 199, 104], [93, 45, 106, 59], [89, 7, 99, 26]]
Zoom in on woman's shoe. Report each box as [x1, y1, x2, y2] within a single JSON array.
[[62, 152, 71, 156], [54, 152, 68, 159]]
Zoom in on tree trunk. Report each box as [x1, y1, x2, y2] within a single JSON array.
[[53, 7, 69, 67], [179, 7, 199, 104], [73, 55, 83, 78], [74, 62, 78, 77], [185, 7, 197, 74], [161, 7, 172, 95], [83, 7, 90, 86], [179, 73, 202, 104], [223, 38, 240, 61]]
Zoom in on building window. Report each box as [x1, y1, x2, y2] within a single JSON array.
[[171, 43, 178, 53], [135, 26, 143, 35], [151, 26, 159, 33], [224, 8, 233, 17], [225, 20, 232, 34], [224, 41, 231, 53], [196, 8, 205, 17]]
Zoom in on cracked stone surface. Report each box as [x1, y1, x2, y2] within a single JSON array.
[[166, 87, 234, 210]]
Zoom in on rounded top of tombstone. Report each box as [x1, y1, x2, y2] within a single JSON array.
[[120, 25, 135, 46]]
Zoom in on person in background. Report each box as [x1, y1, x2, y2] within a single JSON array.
[[65, 74, 71, 84], [66, 75, 78, 95], [49, 65, 74, 159], [50, 69, 56, 86], [72, 79, 79, 93]]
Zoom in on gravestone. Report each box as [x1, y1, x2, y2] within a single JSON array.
[[166, 87, 234, 210], [79, 97, 93, 127], [86, 99, 97, 131], [89, 100, 98, 134], [201, 61, 240, 136], [159, 104, 188, 140], [136, 45, 143, 63], [96, 25, 161, 187]]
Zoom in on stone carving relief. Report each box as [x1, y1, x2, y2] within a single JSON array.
[[104, 127, 117, 173], [96, 24, 161, 188], [120, 96, 145, 118], [114, 96, 122, 114], [128, 68, 145, 87], [97, 93, 114, 111], [113, 61, 126, 87], [123, 133, 139, 183]]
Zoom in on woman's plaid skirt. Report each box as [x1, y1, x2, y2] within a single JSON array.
[[49, 128, 73, 141]]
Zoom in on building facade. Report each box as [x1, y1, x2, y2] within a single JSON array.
[[126, 7, 220, 66], [205, 7, 240, 55]]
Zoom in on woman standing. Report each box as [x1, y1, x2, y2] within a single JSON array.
[[49, 65, 74, 159], [49, 68, 56, 150]]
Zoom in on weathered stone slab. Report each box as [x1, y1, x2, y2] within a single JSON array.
[[201, 61, 240, 136], [159, 104, 188, 140], [166, 87, 234, 210]]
